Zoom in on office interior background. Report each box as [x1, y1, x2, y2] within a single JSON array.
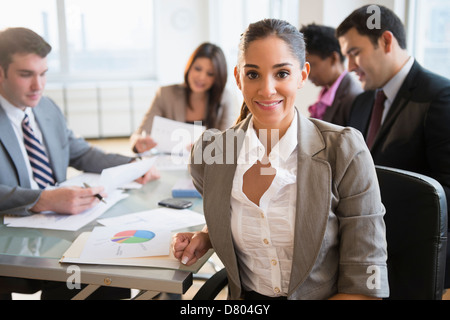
[[1, 0, 449, 140]]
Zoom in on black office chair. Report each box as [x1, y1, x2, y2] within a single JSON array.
[[193, 166, 448, 300], [193, 268, 228, 300], [376, 165, 448, 299]]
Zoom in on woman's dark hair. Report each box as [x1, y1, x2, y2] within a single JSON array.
[[336, 5, 407, 49], [0, 27, 52, 75], [235, 19, 306, 123], [184, 42, 228, 129]]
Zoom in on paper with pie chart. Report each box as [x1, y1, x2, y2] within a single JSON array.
[[80, 224, 171, 259]]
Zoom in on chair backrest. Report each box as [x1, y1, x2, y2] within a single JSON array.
[[376, 166, 448, 299], [193, 268, 228, 300]]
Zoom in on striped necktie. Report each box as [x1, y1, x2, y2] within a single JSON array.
[[22, 114, 55, 189]]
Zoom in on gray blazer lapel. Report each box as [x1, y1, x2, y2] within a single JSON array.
[[0, 105, 31, 187], [202, 118, 249, 295], [288, 113, 332, 295]]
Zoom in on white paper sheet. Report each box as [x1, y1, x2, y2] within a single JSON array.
[[97, 207, 205, 231], [4, 159, 156, 231], [150, 116, 205, 155], [80, 224, 171, 259], [99, 157, 156, 193], [4, 190, 128, 231], [153, 154, 189, 171], [60, 232, 214, 271]]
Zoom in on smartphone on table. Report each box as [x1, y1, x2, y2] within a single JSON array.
[[158, 198, 193, 209]]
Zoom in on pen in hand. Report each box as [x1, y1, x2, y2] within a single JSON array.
[[83, 182, 107, 204]]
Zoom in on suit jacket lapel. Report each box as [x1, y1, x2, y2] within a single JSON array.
[[325, 74, 350, 122], [348, 91, 374, 135], [288, 113, 332, 295], [371, 61, 419, 151], [0, 104, 32, 187], [202, 118, 249, 292]]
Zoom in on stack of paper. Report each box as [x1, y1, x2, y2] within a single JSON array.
[[60, 208, 207, 269], [3, 190, 128, 231], [4, 158, 156, 231], [172, 178, 202, 198]]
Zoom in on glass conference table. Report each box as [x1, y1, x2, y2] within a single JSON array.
[[0, 166, 207, 300]]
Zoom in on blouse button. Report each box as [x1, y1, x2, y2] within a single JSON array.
[[274, 287, 280, 294], [263, 239, 269, 245], [271, 259, 277, 266]]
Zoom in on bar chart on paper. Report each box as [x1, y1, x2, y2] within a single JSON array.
[[111, 230, 155, 244]]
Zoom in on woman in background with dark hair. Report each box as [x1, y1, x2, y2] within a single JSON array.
[[130, 42, 234, 153]]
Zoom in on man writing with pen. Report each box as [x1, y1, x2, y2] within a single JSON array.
[[0, 27, 160, 217], [0, 27, 160, 300]]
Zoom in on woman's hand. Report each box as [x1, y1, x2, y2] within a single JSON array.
[[132, 134, 157, 154], [172, 231, 212, 266]]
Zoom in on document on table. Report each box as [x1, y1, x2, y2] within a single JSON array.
[[4, 158, 157, 231], [4, 190, 128, 231], [60, 232, 214, 272], [61, 208, 207, 270], [79, 224, 171, 259], [97, 207, 206, 231], [150, 116, 205, 155], [99, 157, 156, 193]]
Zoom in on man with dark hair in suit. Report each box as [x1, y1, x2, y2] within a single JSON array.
[[300, 23, 362, 126], [337, 5, 450, 289], [0, 27, 159, 299]]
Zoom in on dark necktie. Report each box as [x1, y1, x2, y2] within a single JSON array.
[[22, 114, 55, 189], [366, 90, 387, 149]]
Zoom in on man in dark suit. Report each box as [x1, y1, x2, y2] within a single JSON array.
[[300, 24, 362, 126], [337, 5, 450, 288]]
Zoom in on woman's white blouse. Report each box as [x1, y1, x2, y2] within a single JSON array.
[[230, 115, 298, 297]]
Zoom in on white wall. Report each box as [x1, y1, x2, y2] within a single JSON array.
[[154, 0, 210, 86]]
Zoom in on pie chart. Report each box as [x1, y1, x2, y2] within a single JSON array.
[[111, 230, 155, 244]]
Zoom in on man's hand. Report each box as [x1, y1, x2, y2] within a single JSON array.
[[30, 186, 106, 215], [135, 166, 161, 184]]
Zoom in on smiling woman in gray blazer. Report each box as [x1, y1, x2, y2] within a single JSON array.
[[172, 19, 389, 300]]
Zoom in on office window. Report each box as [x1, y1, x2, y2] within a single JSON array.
[[0, 0, 156, 82], [0, 0, 60, 73], [410, 0, 450, 78]]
